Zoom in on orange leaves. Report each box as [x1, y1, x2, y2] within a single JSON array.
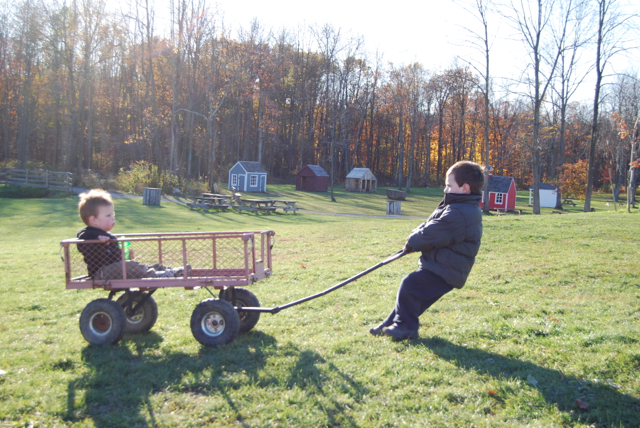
[[612, 112, 640, 146], [612, 112, 630, 140], [558, 160, 589, 201]]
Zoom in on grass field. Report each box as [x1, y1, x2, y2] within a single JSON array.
[[196, 183, 629, 217], [0, 186, 639, 427]]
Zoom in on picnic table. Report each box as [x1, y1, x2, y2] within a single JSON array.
[[188, 193, 298, 215], [236, 199, 278, 214], [234, 198, 298, 214], [202, 193, 235, 204], [187, 193, 233, 212], [270, 199, 298, 213], [562, 199, 577, 206]]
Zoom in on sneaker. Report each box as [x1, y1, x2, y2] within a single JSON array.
[[369, 322, 388, 336], [174, 264, 193, 277], [155, 268, 176, 278], [382, 323, 418, 340]]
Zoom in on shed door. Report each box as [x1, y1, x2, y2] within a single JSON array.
[[260, 175, 266, 191]]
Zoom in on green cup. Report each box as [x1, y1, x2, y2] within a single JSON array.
[[120, 237, 131, 260]]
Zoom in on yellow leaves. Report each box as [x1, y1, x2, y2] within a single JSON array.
[[558, 160, 589, 201]]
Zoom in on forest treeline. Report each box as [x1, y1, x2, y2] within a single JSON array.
[[0, 0, 638, 196]]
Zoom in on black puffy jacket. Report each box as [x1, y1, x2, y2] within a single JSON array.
[[77, 226, 122, 277], [406, 193, 482, 289]]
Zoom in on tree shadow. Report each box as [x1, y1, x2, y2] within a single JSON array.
[[66, 331, 276, 427], [419, 337, 640, 427], [285, 347, 369, 428], [65, 332, 368, 427]]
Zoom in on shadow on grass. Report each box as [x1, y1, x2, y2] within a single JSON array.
[[419, 337, 640, 427], [66, 332, 275, 427], [66, 331, 367, 427]]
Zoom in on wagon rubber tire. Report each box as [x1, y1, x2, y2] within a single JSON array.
[[190, 299, 240, 347], [116, 291, 158, 334], [79, 299, 126, 345], [220, 288, 261, 333]]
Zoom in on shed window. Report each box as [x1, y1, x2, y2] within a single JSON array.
[[231, 174, 238, 186], [496, 193, 504, 204], [250, 175, 258, 187]]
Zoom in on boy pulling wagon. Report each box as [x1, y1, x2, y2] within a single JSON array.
[[371, 161, 485, 340]]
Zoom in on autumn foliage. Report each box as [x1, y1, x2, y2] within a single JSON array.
[[0, 1, 638, 192], [558, 160, 589, 201]]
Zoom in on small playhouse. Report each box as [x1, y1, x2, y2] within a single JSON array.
[[296, 165, 329, 192], [480, 173, 517, 211], [345, 168, 377, 193], [228, 161, 267, 192], [529, 183, 561, 208]]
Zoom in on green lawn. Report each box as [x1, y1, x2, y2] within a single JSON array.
[[218, 183, 629, 217], [0, 189, 638, 427]]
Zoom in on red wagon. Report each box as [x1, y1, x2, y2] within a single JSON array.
[[61, 230, 275, 347]]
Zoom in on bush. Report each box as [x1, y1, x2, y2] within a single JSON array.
[[179, 179, 209, 199], [115, 161, 180, 195], [79, 171, 111, 190]]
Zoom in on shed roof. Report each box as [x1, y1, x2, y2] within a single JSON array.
[[529, 183, 558, 191], [346, 168, 375, 179], [488, 175, 514, 193], [304, 165, 329, 177], [237, 161, 267, 173]]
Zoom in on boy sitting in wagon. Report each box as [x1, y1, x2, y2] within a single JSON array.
[[76, 189, 184, 280]]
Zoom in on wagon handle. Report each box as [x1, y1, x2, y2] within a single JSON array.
[[238, 249, 408, 314]]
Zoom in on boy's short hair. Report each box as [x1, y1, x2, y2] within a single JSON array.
[[448, 161, 485, 194], [78, 189, 113, 225]]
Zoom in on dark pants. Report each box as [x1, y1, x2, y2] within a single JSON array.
[[382, 269, 453, 331]]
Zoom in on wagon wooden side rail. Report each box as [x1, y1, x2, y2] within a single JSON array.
[[61, 230, 274, 290]]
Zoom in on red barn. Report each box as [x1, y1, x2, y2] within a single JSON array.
[[296, 165, 329, 192], [480, 174, 516, 211]]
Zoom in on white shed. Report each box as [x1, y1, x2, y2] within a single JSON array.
[[529, 183, 561, 208]]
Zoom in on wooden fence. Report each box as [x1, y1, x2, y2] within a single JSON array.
[[0, 168, 73, 192]]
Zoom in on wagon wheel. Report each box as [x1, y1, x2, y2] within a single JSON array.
[[219, 288, 261, 334], [79, 299, 126, 345], [116, 291, 158, 334], [190, 299, 240, 347]]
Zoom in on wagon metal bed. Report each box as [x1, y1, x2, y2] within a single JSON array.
[[61, 230, 274, 347]]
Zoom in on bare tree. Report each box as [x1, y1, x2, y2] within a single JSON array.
[[583, 0, 637, 212], [506, 0, 572, 214], [457, 0, 495, 212], [549, 0, 590, 181], [14, 0, 43, 168], [313, 23, 345, 202], [0, 1, 11, 164]]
